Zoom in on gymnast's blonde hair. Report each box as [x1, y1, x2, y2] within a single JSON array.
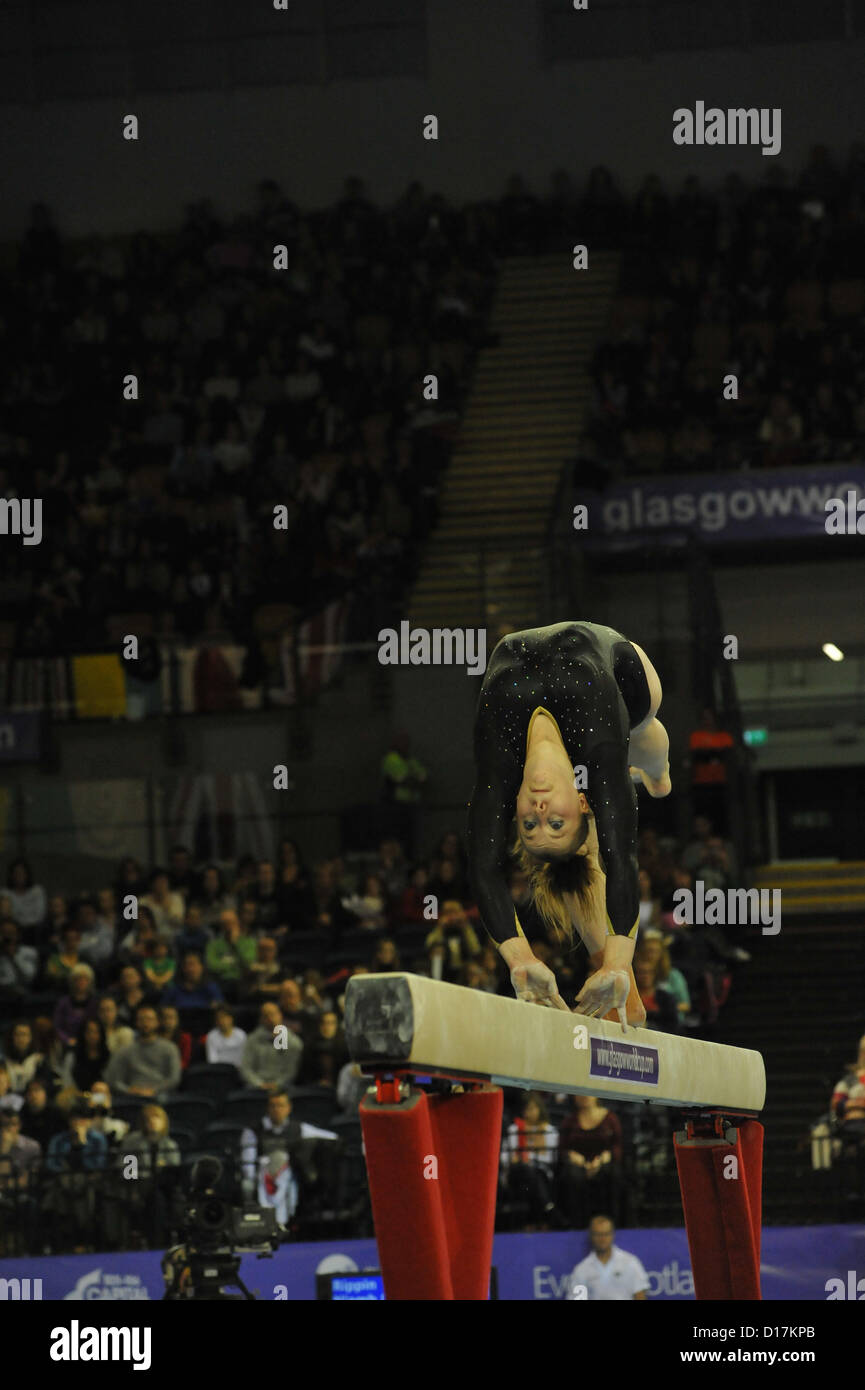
[[509, 812, 602, 947]]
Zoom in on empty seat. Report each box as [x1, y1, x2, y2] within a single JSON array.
[[182, 1063, 241, 1103], [161, 1094, 216, 1137], [222, 1088, 269, 1127]]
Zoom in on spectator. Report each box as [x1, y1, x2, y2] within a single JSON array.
[[433, 830, 469, 889], [96, 995, 135, 1055], [634, 959, 680, 1033], [240, 1088, 337, 1227], [375, 837, 409, 900], [142, 936, 177, 995], [43, 1105, 108, 1249], [276, 859, 315, 934], [158, 1004, 194, 1070], [831, 1032, 865, 1137], [161, 952, 223, 1013], [123, 1103, 181, 1173], [310, 860, 350, 936], [275, 978, 315, 1040], [637, 869, 662, 932], [140, 870, 185, 937], [175, 903, 212, 959], [18, 1078, 65, 1148], [110, 965, 149, 1026], [205, 1003, 247, 1069], [104, 1004, 181, 1099], [243, 936, 282, 1001], [425, 901, 481, 982], [427, 858, 467, 907], [397, 864, 433, 924], [77, 894, 116, 968], [342, 873, 387, 932], [557, 1095, 624, 1229], [43, 925, 85, 992], [240, 1002, 303, 1091], [370, 938, 401, 973], [43, 1099, 105, 1175], [567, 1215, 649, 1301], [52, 964, 97, 1047], [380, 732, 427, 851], [0, 1109, 41, 1189], [682, 815, 737, 881], [193, 865, 236, 930], [249, 861, 281, 932], [634, 935, 691, 1021], [501, 1092, 559, 1231], [0, 1061, 24, 1113], [17, 1078, 63, 1145], [297, 1011, 347, 1087], [41, 894, 70, 953], [115, 857, 147, 905], [84, 1081, 129, 1150], [5, 858, 47, 930], [168, 845, 197, 897], [0, 918, 39, 1000], [57, 1018, 111, 1098], [1, 1021, 46, 1093], [205, 910, 256, 998], [232, 855, 258, 903], [118, 908, 161, 969]]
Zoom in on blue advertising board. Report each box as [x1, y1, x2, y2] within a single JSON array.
[[577, 463, 865, 547], [1, 1225, 863, 1301]]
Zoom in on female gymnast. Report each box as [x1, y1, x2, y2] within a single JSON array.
[[467, 621, 672, 1029]]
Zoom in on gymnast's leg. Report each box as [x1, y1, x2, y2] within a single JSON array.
[[625, 640, 671, 795]]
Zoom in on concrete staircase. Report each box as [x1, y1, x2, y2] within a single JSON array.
[[751, 861, 865, 915], [716, 908, 865, 1225], [409, 251, 620, 631]]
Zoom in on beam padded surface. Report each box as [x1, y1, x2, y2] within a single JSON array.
[[345, 973, 765, 1114]]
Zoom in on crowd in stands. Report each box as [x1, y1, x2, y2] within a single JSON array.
[[0, 813, 753, 1251], [3, 145, 863, 674], [577, 143, 865, 476], [1, 175, 498, 663]]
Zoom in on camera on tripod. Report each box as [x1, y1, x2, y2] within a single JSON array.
[[162, 1156, 280, 1301]]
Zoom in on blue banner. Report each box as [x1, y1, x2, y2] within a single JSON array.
[[1, 1225, 863, 1300], [578, 463, 865, 547]]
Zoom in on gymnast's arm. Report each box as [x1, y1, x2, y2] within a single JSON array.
[[587, 745, 641, 974]]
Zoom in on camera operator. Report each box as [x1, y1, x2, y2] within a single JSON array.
[[424, 900, 482, 983], [240, 1089, 337, 1228]]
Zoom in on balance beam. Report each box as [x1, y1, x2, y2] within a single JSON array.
[[346, 973, 766, 1300], [344, 972, 765, 1115]]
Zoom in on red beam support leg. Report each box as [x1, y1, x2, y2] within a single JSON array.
[[359, 1081, 503, 1300], [674, 1117, 764, 1301]]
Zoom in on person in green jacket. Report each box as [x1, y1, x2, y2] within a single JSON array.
[[205, 910, 257, 1000]]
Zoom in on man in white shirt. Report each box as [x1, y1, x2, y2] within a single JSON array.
[[568, 1214, 649, 1300], [205, 1003, 247, 1069]]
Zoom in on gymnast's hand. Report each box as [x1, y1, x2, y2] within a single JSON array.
[[573, 968, 630, 1029], [508, 957, 570, 1011]]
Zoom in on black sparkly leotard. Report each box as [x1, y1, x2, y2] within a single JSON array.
[[467, 621, 652, 947]]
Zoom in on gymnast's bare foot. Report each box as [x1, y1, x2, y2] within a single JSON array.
[[629, 762, 671, 798]]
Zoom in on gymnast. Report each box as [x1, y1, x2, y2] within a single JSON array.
[[467, 621, 671, 1029]]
